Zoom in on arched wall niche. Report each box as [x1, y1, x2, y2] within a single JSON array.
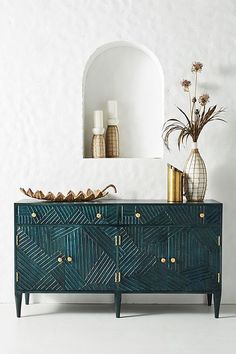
[[82, 41, 164, 158]]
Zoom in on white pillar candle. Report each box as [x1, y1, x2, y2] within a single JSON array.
[[107, 100, 118, 119], [107, 100, 119, 125], [94, 110, 104, 128]]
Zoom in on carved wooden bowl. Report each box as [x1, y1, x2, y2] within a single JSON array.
[[20, 184, 117, 202]]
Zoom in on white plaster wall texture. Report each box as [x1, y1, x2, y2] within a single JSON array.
[[0, 0, 235, 304]]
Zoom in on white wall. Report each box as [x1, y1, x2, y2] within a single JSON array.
[[0, 0, 235, 304]]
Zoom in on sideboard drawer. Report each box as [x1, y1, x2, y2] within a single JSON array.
[[121, 204, 222, 225], [16, 204, 119, 225]]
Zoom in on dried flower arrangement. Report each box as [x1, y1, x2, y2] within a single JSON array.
[[162, 62, 226, 149]]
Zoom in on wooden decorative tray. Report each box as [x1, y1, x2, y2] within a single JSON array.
[[20, 184, 117, 202]]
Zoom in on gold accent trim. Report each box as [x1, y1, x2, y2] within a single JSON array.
[[217, 273, 221, 283], [115, 272, 121, 283], [31, 212, 37, 218], [161, 258, 166, 264], [135, 212, 141, 218], [199, 212, 205, 218], [115, 236, 122, 246], [118, 272, 121, 283], [16, 272, 19, 282], [218, 236, 221, 246]]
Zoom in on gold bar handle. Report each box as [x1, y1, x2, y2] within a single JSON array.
[[118, 272, 121, 283]]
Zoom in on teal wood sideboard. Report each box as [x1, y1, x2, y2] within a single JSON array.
[[14, 200, 222, 318]]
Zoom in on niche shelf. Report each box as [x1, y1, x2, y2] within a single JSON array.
[[82, 41, 164, 159]]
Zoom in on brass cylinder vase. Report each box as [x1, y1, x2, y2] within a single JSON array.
[[167, 164, 183, 202]]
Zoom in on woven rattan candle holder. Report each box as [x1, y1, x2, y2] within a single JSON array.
[[92, 134, 106, 158], [106, 125, 119, 158], [106, 100, 120, 158]]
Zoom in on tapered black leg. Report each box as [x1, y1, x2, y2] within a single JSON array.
[[207, 293, 212, 306], [115, 292, 121, 318], [25, 293, 30, 305], [15, 292, 22, 318], [213, 290, 221, 318]]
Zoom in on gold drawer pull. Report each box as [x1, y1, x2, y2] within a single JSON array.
[[31, 212, 37, 218], [96, 213, 102, 219], [199, 212, 205, 218], [161, 258, 166, 264], [57, 257, 63, 263], [67, 256, 73, 263], [135, 212, 141, 218], [170, 257, 176, 263]]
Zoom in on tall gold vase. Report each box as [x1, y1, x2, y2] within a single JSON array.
[[183, 142, 207, 202], [167, 164, 183, 202]]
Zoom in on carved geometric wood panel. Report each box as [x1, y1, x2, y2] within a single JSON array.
[[16, 225, 117, 291], [117, 226, 220, 292], [16, 204, 119, 225], [121, 204, 221, 225]]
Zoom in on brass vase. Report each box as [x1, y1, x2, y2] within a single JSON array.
[[167, 164, 183, 202], [183, 142, 207, 202]]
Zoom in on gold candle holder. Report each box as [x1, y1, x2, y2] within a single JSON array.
[[167, 164, 183, 203]]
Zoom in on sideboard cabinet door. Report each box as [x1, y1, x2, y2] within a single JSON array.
[[15, 225, 117, 292], [117, 226, 168, 291], [117, 226, 220, 293], [16, 226, 66, 291], [65, 226, 117, 291], [166, 226, 221, 292]]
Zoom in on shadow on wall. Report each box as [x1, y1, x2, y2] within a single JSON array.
[[219, 64, 236, 76]]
